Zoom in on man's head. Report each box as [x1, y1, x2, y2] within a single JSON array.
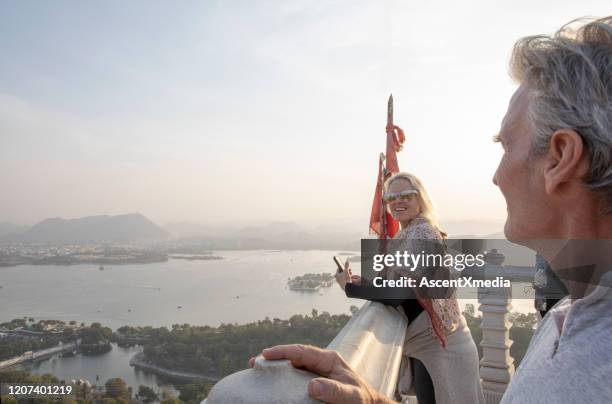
[[493, 16, 612, 242]]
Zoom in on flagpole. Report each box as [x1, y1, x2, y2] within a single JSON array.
[[387, 94, 393, 132], [379, 153, 387, 240], [381, 93, 394, 240]]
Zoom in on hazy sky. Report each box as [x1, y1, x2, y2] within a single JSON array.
[[1, 1, 610, 230]]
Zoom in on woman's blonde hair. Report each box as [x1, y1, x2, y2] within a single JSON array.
[[384, 172, 439, 227]]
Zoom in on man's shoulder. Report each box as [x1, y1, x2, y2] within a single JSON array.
[[503, 319, 612, 403], [503, 293, 612, 403], [537, 292, 612, 356]]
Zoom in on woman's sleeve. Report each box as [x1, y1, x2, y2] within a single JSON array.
[[395, 224, 454, 299], [345, 282, 415, 306]]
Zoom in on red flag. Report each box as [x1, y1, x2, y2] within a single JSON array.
[[369, 95, 405, 239]]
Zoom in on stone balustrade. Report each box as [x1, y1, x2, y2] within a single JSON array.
[[204, 301, 407, 403], [478, 250, 516, 404]]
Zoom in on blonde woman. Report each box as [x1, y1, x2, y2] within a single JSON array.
[[335, 172, 483, 404]]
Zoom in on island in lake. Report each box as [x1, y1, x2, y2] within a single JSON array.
[[287, 272, 335, 292]]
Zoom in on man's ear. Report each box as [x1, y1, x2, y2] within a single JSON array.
[[543, 129, 588, 195]]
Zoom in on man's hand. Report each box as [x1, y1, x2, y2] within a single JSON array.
[[248, 344, 395, 404]]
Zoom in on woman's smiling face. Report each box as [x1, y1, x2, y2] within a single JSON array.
[[385, 178, 421, 223]]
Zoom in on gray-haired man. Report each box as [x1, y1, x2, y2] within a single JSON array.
[[493, 15, 612, 404], [252, 16, 612, 404]]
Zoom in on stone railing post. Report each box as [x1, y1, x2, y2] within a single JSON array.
[[479, 249, 515, 404], [204, 301, 407, 404]]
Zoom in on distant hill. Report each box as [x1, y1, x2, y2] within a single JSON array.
[[2, 213, 169, 244], [440, 220, 503, 237], [163, 222, 238, 239], [241, 221, 302, 239], [163, 221, 303, 240], [162, 221, 363, 251], [163, 233, 361, 251], [0, 222, 29, 238]]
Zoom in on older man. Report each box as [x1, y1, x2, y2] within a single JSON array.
[[251, 16, 612, 403], [493, 15, 612, 404]]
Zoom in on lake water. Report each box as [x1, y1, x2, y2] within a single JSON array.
[[0, 250, 359, 329], [0, 250, 535, 392], [18, 344, 179, 397]]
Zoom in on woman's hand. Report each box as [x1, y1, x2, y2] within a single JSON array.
[[350, 274, 363, 285], [335, 261, 352, 291]]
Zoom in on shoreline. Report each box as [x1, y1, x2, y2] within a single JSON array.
[[129, 352, 221, 383]]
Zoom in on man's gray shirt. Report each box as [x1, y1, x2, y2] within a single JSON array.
[[501, 272, 612, 403]]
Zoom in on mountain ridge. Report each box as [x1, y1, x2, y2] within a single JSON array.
[[2, 213, 169, 244]]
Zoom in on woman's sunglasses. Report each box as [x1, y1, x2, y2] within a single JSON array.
[[383, 189, 419, 203]]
